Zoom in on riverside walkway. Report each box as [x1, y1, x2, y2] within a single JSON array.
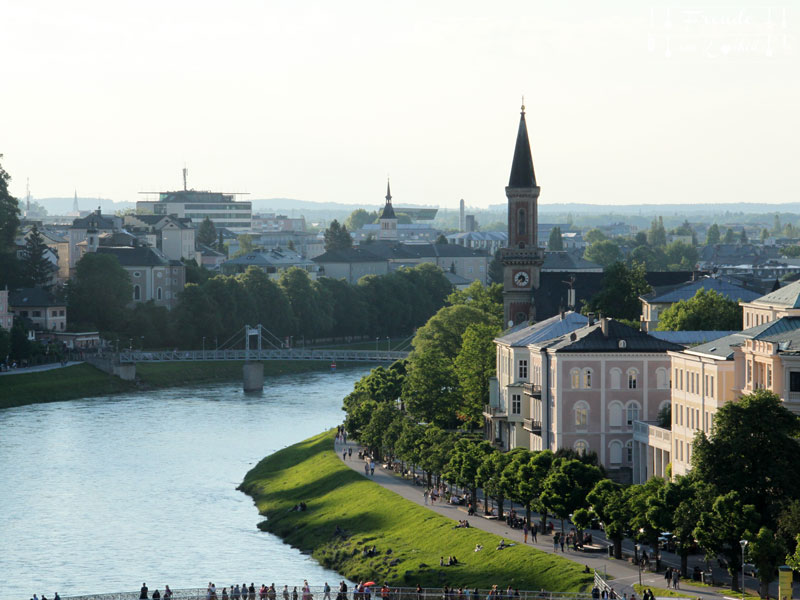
[[336, 440, 740, 600]]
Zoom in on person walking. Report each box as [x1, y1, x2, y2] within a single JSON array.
[[532, 523, 538, 543], [523, 521, 529, 544], [553, 533, 559, 552], [141, 584, 149, 600], [423, 489, 429, 505], [348, 447, 352, 458], [283, 586, 290, 600], [370, 459, 375, 476]]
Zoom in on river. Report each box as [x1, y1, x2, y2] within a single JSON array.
[[0, 367, 371, 600]]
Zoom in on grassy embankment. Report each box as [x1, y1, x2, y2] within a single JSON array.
[[240, 430, 594, 591], [0, 361, 361, 410], [632, 584, 692, 598]]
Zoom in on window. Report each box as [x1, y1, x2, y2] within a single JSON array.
[[517, 208, 526, 236], [59, 310, 65, 316], [51, 310, 57, 317], [583, 368, 592, 389], [609, 402, 623, 427], [709, 375, 714, 396], [628, 369, 638, 389], [511, 394, 521, 415], [656, 368, 668, 389], [767, 365, 772, 388], [571, 368, 580, 389], [518, 360, 528, 380], [575, 401, 589, 428], [626, 402, 640, 426], [747, 361, 752, 383], [679, 369, 683, 390], [626, 440, 634, 463], [133, 271, 141, 278], [790, 372, 800, 392], [609, 441, 623, 464], [133, 285, 141, 301], [574, 440, 588, 456], [610, 368, 621, 389], [33, 310, 41, 317], [618, 340, 627, 349], [157, 287, 163, 300]]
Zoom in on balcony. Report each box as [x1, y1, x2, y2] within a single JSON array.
[[522, 382, 542, 397], [483, 404, 507, 419], [633, 420, 671, 451], [523, 418, 542, 433]]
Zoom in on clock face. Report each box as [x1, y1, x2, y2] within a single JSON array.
[[513, 270, 530, 287]]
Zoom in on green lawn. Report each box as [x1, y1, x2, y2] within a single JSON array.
[[633, 584, 692, 598], [240, 430, 594, 591], [1, 361, 364, 409]]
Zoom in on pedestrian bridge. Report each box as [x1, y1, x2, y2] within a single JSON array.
[[117, 348, 409, 364]]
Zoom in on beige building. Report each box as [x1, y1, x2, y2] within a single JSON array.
[[96, 246, 185, 309], [123, 214, 196, 262], [68, 210, 121, 275], [741, 279, 800, 328], [8, 288, 67, 332]]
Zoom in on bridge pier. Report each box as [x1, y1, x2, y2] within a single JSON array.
[[242, 361, 264, 392], [113, 363, 137, 381]]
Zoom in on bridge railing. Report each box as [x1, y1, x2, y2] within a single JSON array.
[[115, 349, 409, 364], [62, 586, 596, 600]]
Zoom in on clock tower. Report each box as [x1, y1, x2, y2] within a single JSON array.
[[500, 102, 544, 327]]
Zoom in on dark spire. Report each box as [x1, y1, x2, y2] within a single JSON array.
[[508, 101, 537, 188], [380, 178, 396, 219]]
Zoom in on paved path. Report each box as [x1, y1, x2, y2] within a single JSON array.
[[0, 360, 82, 376], [335, 439, 732, 600]]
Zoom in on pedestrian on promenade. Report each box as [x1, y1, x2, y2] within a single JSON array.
[[370, 459, 375, 476], [348, 447, 352, 458], [523, 521, 529, 543], [269, 584, 277, 600], [292, 587, 298, 600], [424, 489, 429, 505], [249, 583, 256, 600], [234, 585, 241, 600], [559, 534, 566, 552], [324, 582, 331, 600], [153, 590, 161, 600], [222, 589, 228, 600], [553, 533, 559, 552], [164, 587, 172, 600], [141, 584, 149, 600], [532, 523, 538, 543], [343, 450, 347, 461], [673, 572, 680, 589], [283, 585, 290, 600], [364, 462, 370, 476]]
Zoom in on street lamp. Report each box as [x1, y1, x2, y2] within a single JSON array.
[[376, 336, 379, 351], [635, 543, 642, 586], [739, 539, 748, 600], [202, 336, 206, 357]]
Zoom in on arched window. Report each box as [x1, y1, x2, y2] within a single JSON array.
[[609, 401, 623, 427], [626, 401, 641, 426], [133, 285, 141, 301], [570, 368, 580, 389], [574, 440, 589, 456], [656, 367, 668, 389], [517, 208, 526, 236], [628, 368, 639, 389], [574, 401, 589, 429], [157, 287, 162, 300], [626, 440, 634, 463], [610, 368, 622, 389], [582, 368, 593, 389], [609, 440, 623, 464]]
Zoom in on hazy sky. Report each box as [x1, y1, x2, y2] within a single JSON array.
[[2, 1, 798, 209]]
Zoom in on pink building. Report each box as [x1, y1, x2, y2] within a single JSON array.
[[487, 314, 681, 482]]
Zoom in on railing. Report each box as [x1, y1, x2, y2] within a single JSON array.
[[788, 391, 800, 402], [483, 404, 507, 417], [523, 418, 542, 433], [522, 383, 542, 397], [60, 586, 596, 600], [633, 420, 671, 444], [113, 349, 409, 364]]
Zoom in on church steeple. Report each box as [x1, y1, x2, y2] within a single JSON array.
[[386, 179, 392, 203], [508, 101, 537, 188], [379, 178, 396, 220], [378, 177, 398, 240]]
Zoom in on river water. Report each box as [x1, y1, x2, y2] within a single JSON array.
[[0, 367, 370, 600]]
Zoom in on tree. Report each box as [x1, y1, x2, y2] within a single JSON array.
[[435, 233, 449, 245], [747, 527, 785, 598], [488, 250, 503, 284], [323, 219, 352, 251], [416, 426, 453, 487], [583, 262, 651, 321], [628, 477, 667, 570], [197, 216, 217, 246], [664, 240, 698, 271], [447, 280, 503, 327], [739, 229, 748, 244], [454, 322, 501, 427], [477, 449, 511, 517], [706, 224, 721, 245], [528, 450, 555, 531], [68, 253, 133, 331], [647, 216, 667, 247], [584, 228, 607, 244], [361, 402, 401, 457], [583, 239, 620, 267], [658, 476, 715, 577], [548, 226, 564, 251], [760, 228, 770, 243], [237, 267, 294, 337], [540, 458, 602, 534], [233, 234, 255, 257], [0, 155, 22, 289], [723, 228, 736, 244], [695, 491, 759, 591], [656, 288, 742, 331], [21, 225, 55, 286], [692, 389, 800, 523], [587, 479, 630, 559], [444, 438, 493, 509], [345, 208, 378, 232], [279, 267, 330, 338], [630, 245, 667, 271]]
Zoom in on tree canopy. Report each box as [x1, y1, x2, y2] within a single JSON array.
[[197, 216, 217, 246], [548, 226, 564, 251], [656, 288, 742, 331], [323, 219, 353, 251], [583, 262, 650, 321]]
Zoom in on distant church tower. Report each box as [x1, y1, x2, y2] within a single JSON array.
[[378, 179, 398, 241], [501, 101, 544, 326], [73, 190, 79, 213]]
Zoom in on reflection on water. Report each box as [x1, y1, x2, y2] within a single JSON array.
[[0, 367, 370, 600]]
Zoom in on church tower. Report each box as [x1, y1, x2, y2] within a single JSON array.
[[501, 102, 544, 326], [378, 179, 398, 241]]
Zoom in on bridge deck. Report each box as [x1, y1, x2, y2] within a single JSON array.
[[116, 349, 409, 363]]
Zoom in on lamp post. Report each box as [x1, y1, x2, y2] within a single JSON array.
[[376, 337, 379, 351], [739, 539, 748, 600], [636, 543, 642, 586]]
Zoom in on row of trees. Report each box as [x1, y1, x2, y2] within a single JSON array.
[[68, 255, 454, 349], [346, 366, 800, 595]]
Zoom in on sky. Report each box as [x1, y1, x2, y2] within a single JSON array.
[[2, 1, 798, 210]]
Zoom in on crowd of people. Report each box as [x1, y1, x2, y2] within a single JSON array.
[[139, 583, 173, 600]]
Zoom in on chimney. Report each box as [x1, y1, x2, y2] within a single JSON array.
[[587, 312, 595, 326], [601, 317, 609, 337]]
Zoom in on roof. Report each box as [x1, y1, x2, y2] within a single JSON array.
[[508, 108, 537, 188], [96, 246, 170, 267], [379, 180, 396, 219], [443, 271, 472, 285], [314, 242, 489, 264], [649, 331, 737, 346], [642, 276, 763, 304], [222, 247, 313, 267], [198, 244, 225, 257], [314, 246, 398, 264], [496, 311, 589, 348], [544, 319, 684, 353], [749, 279, 800, 308], [9, 288, 63, 308], [361, 223, 435, 231], [446, 231, 508, 243], [542, 251, 603, 272], [71, 210, 116, 231], [687, 317, 800, 359]]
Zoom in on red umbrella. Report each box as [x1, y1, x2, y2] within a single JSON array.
[[363, 583, 375, 587]]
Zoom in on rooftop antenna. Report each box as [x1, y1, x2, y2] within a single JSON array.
[[182, 166, 188, 191]]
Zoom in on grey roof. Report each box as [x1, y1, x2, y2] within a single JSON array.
[[508, 109, 537, 188], [542, 251, 602, 271], [443, 271, 472, 286], [223, 247, 313, 267], [642, 276, 763, 304], [749, 279, 800, 308], [687, 317, 800, 359], [96, 246, 170, 267], [649, 331, 737, 346], [379, 201, 396, 220], [9, 288, 63, 308], [71, 211, 116, 230], [446, 231, 508, 243], [545, 319, 684, 353], [496, 311, 589, 348], [361, 223, 435, 231], [314, 241, 489, 264]]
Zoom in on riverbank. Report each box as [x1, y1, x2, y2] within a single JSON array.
[[0, 361, 362, 409], [239, 430, 593, 591]]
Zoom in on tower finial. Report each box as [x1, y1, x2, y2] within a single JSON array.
[[521, 95, 525, 114], [386, 177, 392, 203]]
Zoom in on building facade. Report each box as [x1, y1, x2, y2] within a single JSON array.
[[8, 288, 67, 331], [137, 189, 252, 231], [0, 289, 13, 330]]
